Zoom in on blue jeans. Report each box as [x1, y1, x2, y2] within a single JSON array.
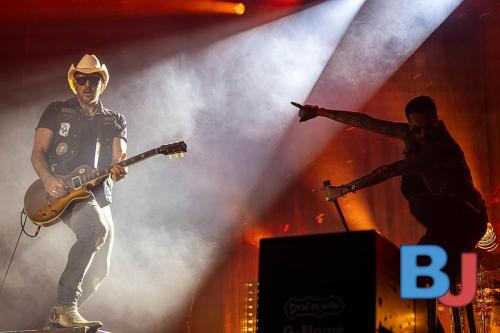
[[57, 199, 114, 307]]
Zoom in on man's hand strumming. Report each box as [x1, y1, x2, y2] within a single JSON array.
[[42, 175, 69, 199]]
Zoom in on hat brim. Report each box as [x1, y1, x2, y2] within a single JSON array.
[[68, 64, 109, 94]]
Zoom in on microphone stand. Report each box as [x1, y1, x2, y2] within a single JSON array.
[[322, 180, 350, 232]]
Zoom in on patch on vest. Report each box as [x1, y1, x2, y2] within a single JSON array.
[[59, 122, 71, 137], [55, 142, 68, 156]]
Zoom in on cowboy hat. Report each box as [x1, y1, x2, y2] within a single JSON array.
[[67, 54, 109, 94]]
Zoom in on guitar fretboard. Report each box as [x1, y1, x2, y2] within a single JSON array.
[[91, 148, 159, 181], [80, 141, 186, 185]]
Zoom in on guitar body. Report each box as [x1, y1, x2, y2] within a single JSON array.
[[24, 165, 95, 227]]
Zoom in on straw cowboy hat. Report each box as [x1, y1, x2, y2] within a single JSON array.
[[67, 54, 109, 94]]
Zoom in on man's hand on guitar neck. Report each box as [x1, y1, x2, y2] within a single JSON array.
[[42, 174, 69, 199], [110, 164, 127, 182]]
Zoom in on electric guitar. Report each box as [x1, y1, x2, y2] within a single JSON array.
[[24, 141, 187, 227]]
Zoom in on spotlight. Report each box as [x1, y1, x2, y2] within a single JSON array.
[[234, 2, 246, 15]]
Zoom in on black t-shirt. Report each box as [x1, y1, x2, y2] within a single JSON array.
[[36, 97, 127, 206]]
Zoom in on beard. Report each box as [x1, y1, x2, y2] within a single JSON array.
[[78, 89, 99, 105]]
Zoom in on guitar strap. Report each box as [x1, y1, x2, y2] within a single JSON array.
[[94, 116, 103, 169]]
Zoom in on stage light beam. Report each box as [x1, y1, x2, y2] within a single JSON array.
[[270, 0, 465, 230]]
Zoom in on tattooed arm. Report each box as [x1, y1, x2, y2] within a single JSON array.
[[292, 102, 409, 139], [318, 108, 409, 139], [343, 143, 449, 193]]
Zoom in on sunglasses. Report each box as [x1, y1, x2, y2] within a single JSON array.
[[75, 76, 102, 86]]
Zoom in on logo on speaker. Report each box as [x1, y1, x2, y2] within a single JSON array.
[[284, 295, 345, 320]]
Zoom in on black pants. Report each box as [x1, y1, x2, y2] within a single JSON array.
[[408, 193, 487, 277], [409, 194, 487, 332]]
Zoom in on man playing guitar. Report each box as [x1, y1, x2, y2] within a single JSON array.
[[31, 54, 127, 329]]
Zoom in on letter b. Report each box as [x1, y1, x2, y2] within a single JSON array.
[[400, 245, 449, 299]]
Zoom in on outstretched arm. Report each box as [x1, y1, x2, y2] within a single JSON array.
[[324, 146, 450, 200], [292, 102, 409, 139], [318, 108, 409, 139], [324, 163, 401, 200]]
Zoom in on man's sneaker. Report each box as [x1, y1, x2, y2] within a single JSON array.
[[48, 305, 103, 329]]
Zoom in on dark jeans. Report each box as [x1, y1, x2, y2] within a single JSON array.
[[408, 194, 487, 332], [409, 193, 487, 277]]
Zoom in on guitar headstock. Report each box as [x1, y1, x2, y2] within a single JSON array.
[[158, 141, 187, 159]]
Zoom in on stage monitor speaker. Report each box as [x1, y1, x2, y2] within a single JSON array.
[[257, 230, 427, 333]]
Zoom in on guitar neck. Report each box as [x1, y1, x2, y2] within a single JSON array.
[[91, 148, 159, 181]]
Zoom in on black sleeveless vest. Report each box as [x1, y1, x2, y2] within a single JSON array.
[[46, 98, 123, 205]]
